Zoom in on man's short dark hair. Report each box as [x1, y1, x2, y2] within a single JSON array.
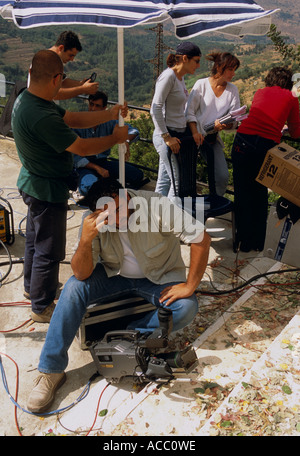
[[86, 178, 124, 212], [55, 30, 82, 52], [89, 91, 108, 108], [265, 67, 293, 91], [30, 50, 63, 83]]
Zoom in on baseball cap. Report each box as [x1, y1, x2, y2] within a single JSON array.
[[175, 42, 201, 57]]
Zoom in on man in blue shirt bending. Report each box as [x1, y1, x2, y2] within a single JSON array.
[[73, 91, 145, 195]]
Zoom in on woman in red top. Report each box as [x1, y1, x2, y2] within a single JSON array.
[[231, 67, 300, 252]]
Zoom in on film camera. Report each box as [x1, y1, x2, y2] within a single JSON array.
[[90, 307, 198, 383]]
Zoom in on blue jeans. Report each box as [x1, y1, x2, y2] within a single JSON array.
[[38, 263, 198, 373], [77, 158, 144, 196], [153, 132, 180, 199]]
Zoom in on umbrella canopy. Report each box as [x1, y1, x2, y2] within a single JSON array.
[[0, 0, 279, 184], [0, 1, 278, 37]]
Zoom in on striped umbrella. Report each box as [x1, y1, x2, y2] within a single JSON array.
[[0, 0, 278, 183], [0, 1, 278, 37]]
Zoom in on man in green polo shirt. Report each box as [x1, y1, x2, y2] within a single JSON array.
[[12, 49, 128, 323]]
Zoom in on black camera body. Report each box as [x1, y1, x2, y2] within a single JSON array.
[[89, 72, 97, 82], [89, 308, 198, 383]]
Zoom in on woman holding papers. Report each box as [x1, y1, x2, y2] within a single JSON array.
[[186, 52, 241, 196], [231, 67, 300, 253]]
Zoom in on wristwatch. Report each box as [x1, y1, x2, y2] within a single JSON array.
[[161, 132, 171, 141]]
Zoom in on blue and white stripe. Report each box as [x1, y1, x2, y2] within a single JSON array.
[[0, 1, 278, 38]]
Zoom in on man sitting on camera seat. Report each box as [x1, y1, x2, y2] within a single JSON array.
[[27, 178, 210, 413]]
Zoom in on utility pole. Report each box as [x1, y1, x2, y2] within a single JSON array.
[[148, 24, 171, 93]]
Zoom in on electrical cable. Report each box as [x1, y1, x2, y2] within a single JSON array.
[[0, 352, 99, 424], [1, 253, 299, 296], [0, 258, 71, 285], [0, 239, 13, 283], [0, 318, 32, 333], [198, 267, 300, 296], [1, 352, 22, 435], [0, 301, 31, 333], [85, 381, 110, 436], [55, 379, 111, 436], [0, 301, 30, 307], [18, 216, 26, 237], [1, 187, 300, 295]]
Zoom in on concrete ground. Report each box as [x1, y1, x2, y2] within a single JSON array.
[[1, 135, 299, 438]]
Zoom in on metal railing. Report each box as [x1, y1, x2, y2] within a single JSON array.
[[0, 80, 15, 109], [0, 80, 159, 182], [1, 80, 300, 194]]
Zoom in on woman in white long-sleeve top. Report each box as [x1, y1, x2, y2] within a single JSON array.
[[150, 42, 201, 199], [186, 52, 240, 196]]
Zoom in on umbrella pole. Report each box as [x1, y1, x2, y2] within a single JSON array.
[[117, 27, 126, 187]]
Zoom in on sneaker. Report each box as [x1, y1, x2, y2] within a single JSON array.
[[24, 291, 30, 300], [27, 372, 66, 413], [31, 302, 56, 323]]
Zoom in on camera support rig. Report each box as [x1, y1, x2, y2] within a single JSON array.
[[89, 307, 198, 383]]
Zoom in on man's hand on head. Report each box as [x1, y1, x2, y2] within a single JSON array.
[[81, 209, 108, 243]]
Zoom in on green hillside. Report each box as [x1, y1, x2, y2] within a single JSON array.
[[1, 16, 294, 107], [1, 13, 299, 194], [1, 0, 299, 106]]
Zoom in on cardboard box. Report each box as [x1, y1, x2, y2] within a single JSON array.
[[256, 142, 300, 207], [264, 206, 300, 268]]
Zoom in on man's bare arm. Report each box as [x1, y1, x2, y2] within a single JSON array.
[[66, 124, 128, 156], [159, 230, 211, 306], [185, 230, 211, 293], [63, 103, 128, 129], [54, 78, 99, 100], [71, 210, 108, 280]]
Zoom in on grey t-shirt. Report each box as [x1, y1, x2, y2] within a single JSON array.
[[150, 67, 189, 135]]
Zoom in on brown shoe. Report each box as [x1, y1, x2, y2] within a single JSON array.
[[27, 372, 66, 413], [31, 302, 56, 323], [24, 291, 30, 300]]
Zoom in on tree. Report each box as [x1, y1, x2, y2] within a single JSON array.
[[267, 24, 300, 65]]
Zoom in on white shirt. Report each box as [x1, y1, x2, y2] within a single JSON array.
[[119, 231, 145, 279], [185, 77, 240, 136]]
